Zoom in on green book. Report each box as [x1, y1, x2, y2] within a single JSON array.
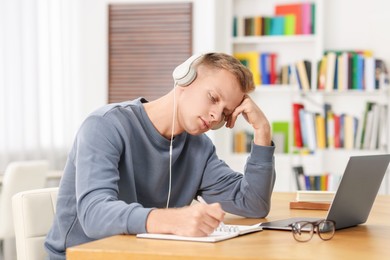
[[264, 16, 272, 35], [284, 15, 296, 35], [311, 3, 316, 34], [272, 121, 290, 153]]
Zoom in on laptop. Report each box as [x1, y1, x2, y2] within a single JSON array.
[[260, 154, 390, 231]]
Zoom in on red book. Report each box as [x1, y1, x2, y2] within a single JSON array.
[[270, 53, 278, 84], [275, 3, 303, 35], [333, 114, 340, 148], [292, 103, 305, 147]]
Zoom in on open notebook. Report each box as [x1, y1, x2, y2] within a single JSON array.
[[136, 223, 263, 243]]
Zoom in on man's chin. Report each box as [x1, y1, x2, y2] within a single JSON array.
[[186, 128, 207, 136]]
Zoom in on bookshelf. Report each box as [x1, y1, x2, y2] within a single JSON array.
[[212, 0, 390, 194]]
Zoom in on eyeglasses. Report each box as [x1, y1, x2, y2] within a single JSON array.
[[289, 220, 336, 242]]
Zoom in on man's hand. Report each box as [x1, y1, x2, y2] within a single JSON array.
[[146, 202, 225, 237], [226, 95, 271, 146]]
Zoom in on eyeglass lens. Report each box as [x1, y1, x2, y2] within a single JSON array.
[[291, 222, 314, 242], [291, 220, 335, 242], [317, 221, 335, 240]]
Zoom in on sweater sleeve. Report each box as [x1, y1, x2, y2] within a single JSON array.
[[199, 141, 276, 218], [74, 115, 152, 238]]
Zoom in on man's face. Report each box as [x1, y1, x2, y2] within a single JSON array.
[[177, 65, 245, 135]]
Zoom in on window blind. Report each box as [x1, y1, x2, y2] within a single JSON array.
[[108, 3, 192, 103]]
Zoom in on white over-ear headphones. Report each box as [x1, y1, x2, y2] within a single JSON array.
[[172, 53, 203, 86], [172, 53, 225, 130]]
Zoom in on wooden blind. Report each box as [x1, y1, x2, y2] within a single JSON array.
[[108, 3, 192, 103]]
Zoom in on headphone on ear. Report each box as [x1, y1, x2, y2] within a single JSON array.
[[172, 53, 225, 130], [172, 53, 203, 87]]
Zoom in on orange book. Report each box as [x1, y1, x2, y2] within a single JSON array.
[[292, 103, 305, 147], [275, 3, 303, 34], [290, 201, 330, 211]]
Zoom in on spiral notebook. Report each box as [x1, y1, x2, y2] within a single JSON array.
[[136, 223, 263, 243]]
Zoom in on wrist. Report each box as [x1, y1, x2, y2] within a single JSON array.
[[146, 208, 176, 234], [253, 127, 272, 146]]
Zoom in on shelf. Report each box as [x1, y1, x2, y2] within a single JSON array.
[[300, 88, 389, 96], [253, 85, 299, 93]]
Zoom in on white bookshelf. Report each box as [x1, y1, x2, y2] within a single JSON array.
[[212, 0, 390, 194]]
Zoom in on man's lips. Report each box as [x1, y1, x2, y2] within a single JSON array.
[[201, 118, 210, 129]]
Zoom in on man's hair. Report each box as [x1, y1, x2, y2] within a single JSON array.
[[196, 52, 255, 93]]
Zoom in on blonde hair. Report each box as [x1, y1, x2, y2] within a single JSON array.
[[196, 52, 255, 93]]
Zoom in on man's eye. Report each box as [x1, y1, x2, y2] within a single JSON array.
[[209, 94, 217, 103]]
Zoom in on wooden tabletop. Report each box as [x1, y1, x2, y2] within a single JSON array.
[[67, 192, 390, 260]]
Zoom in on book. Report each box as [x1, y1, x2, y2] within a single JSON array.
[[295, 190, 335, 202], [289, 201, 330, 211], [234, 52, 261, 86], [325, 52, 337, 91], [270, 16, 285, 35], [315, 114, 326, 149], [296, 60, 311, 91], [275, 3, 303, 34], [136, 223, 263, 243], [284, 14, 296, 35], [292, 166, 306, 190], [292, 103, 305, 147], [301, 3, 312, 34], [272, 121, 289, 153]]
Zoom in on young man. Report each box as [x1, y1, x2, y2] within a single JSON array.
[[45, 52, 276, 259]]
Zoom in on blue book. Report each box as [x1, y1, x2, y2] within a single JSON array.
[[357, 55, 364, 90], [270, 16, 285, 35], [299, 109, 308, 148], [260, 53, 270, 84]]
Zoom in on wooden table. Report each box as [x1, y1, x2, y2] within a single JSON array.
[[67, 192, 390, 259]]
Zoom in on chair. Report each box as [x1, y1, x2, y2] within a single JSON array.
[[0, 160, 49, 259], [12, 187, 58, 260]]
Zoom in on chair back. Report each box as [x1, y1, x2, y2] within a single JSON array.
[[12, 187, 58, 260], [0, 160, 48, 238]]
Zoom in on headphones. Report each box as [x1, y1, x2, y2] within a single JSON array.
[[172, 53, 225, 130]]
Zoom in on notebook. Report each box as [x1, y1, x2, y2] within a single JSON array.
[[260, 154, 390, 231], [136, 223, 263, 243]]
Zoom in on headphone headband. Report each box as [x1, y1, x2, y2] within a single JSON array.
[[172, 53, 204, 86]]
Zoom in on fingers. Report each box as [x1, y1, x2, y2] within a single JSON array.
[[178, 203, 225, 237], [227, 95, 269, 130], [226, 95, 251, 128]]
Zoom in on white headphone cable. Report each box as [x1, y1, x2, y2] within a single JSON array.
[[166, 82, 177, 208]]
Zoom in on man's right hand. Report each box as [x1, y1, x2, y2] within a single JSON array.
[[146, 202, 225, 237]]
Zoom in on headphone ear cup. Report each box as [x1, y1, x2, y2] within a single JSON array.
[[211, 119, 226, 130], [172, 53, 203, 87], [174, 66, 197, 86]]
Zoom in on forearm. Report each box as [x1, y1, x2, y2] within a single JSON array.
[[253, 123, 272, 146]]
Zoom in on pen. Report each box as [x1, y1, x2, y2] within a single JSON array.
[[197, 196, 227, 230]]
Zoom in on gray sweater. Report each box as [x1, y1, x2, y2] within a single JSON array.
[[44, 98, 275, 259]]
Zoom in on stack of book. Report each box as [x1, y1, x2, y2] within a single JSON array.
[[234, 52, 278, 86], [317, 50, 390, 92], [233, 2, 316, 37], [292, 101, 388, 152], [290, 190, 335, 210], [233, 130, 253, 153]]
